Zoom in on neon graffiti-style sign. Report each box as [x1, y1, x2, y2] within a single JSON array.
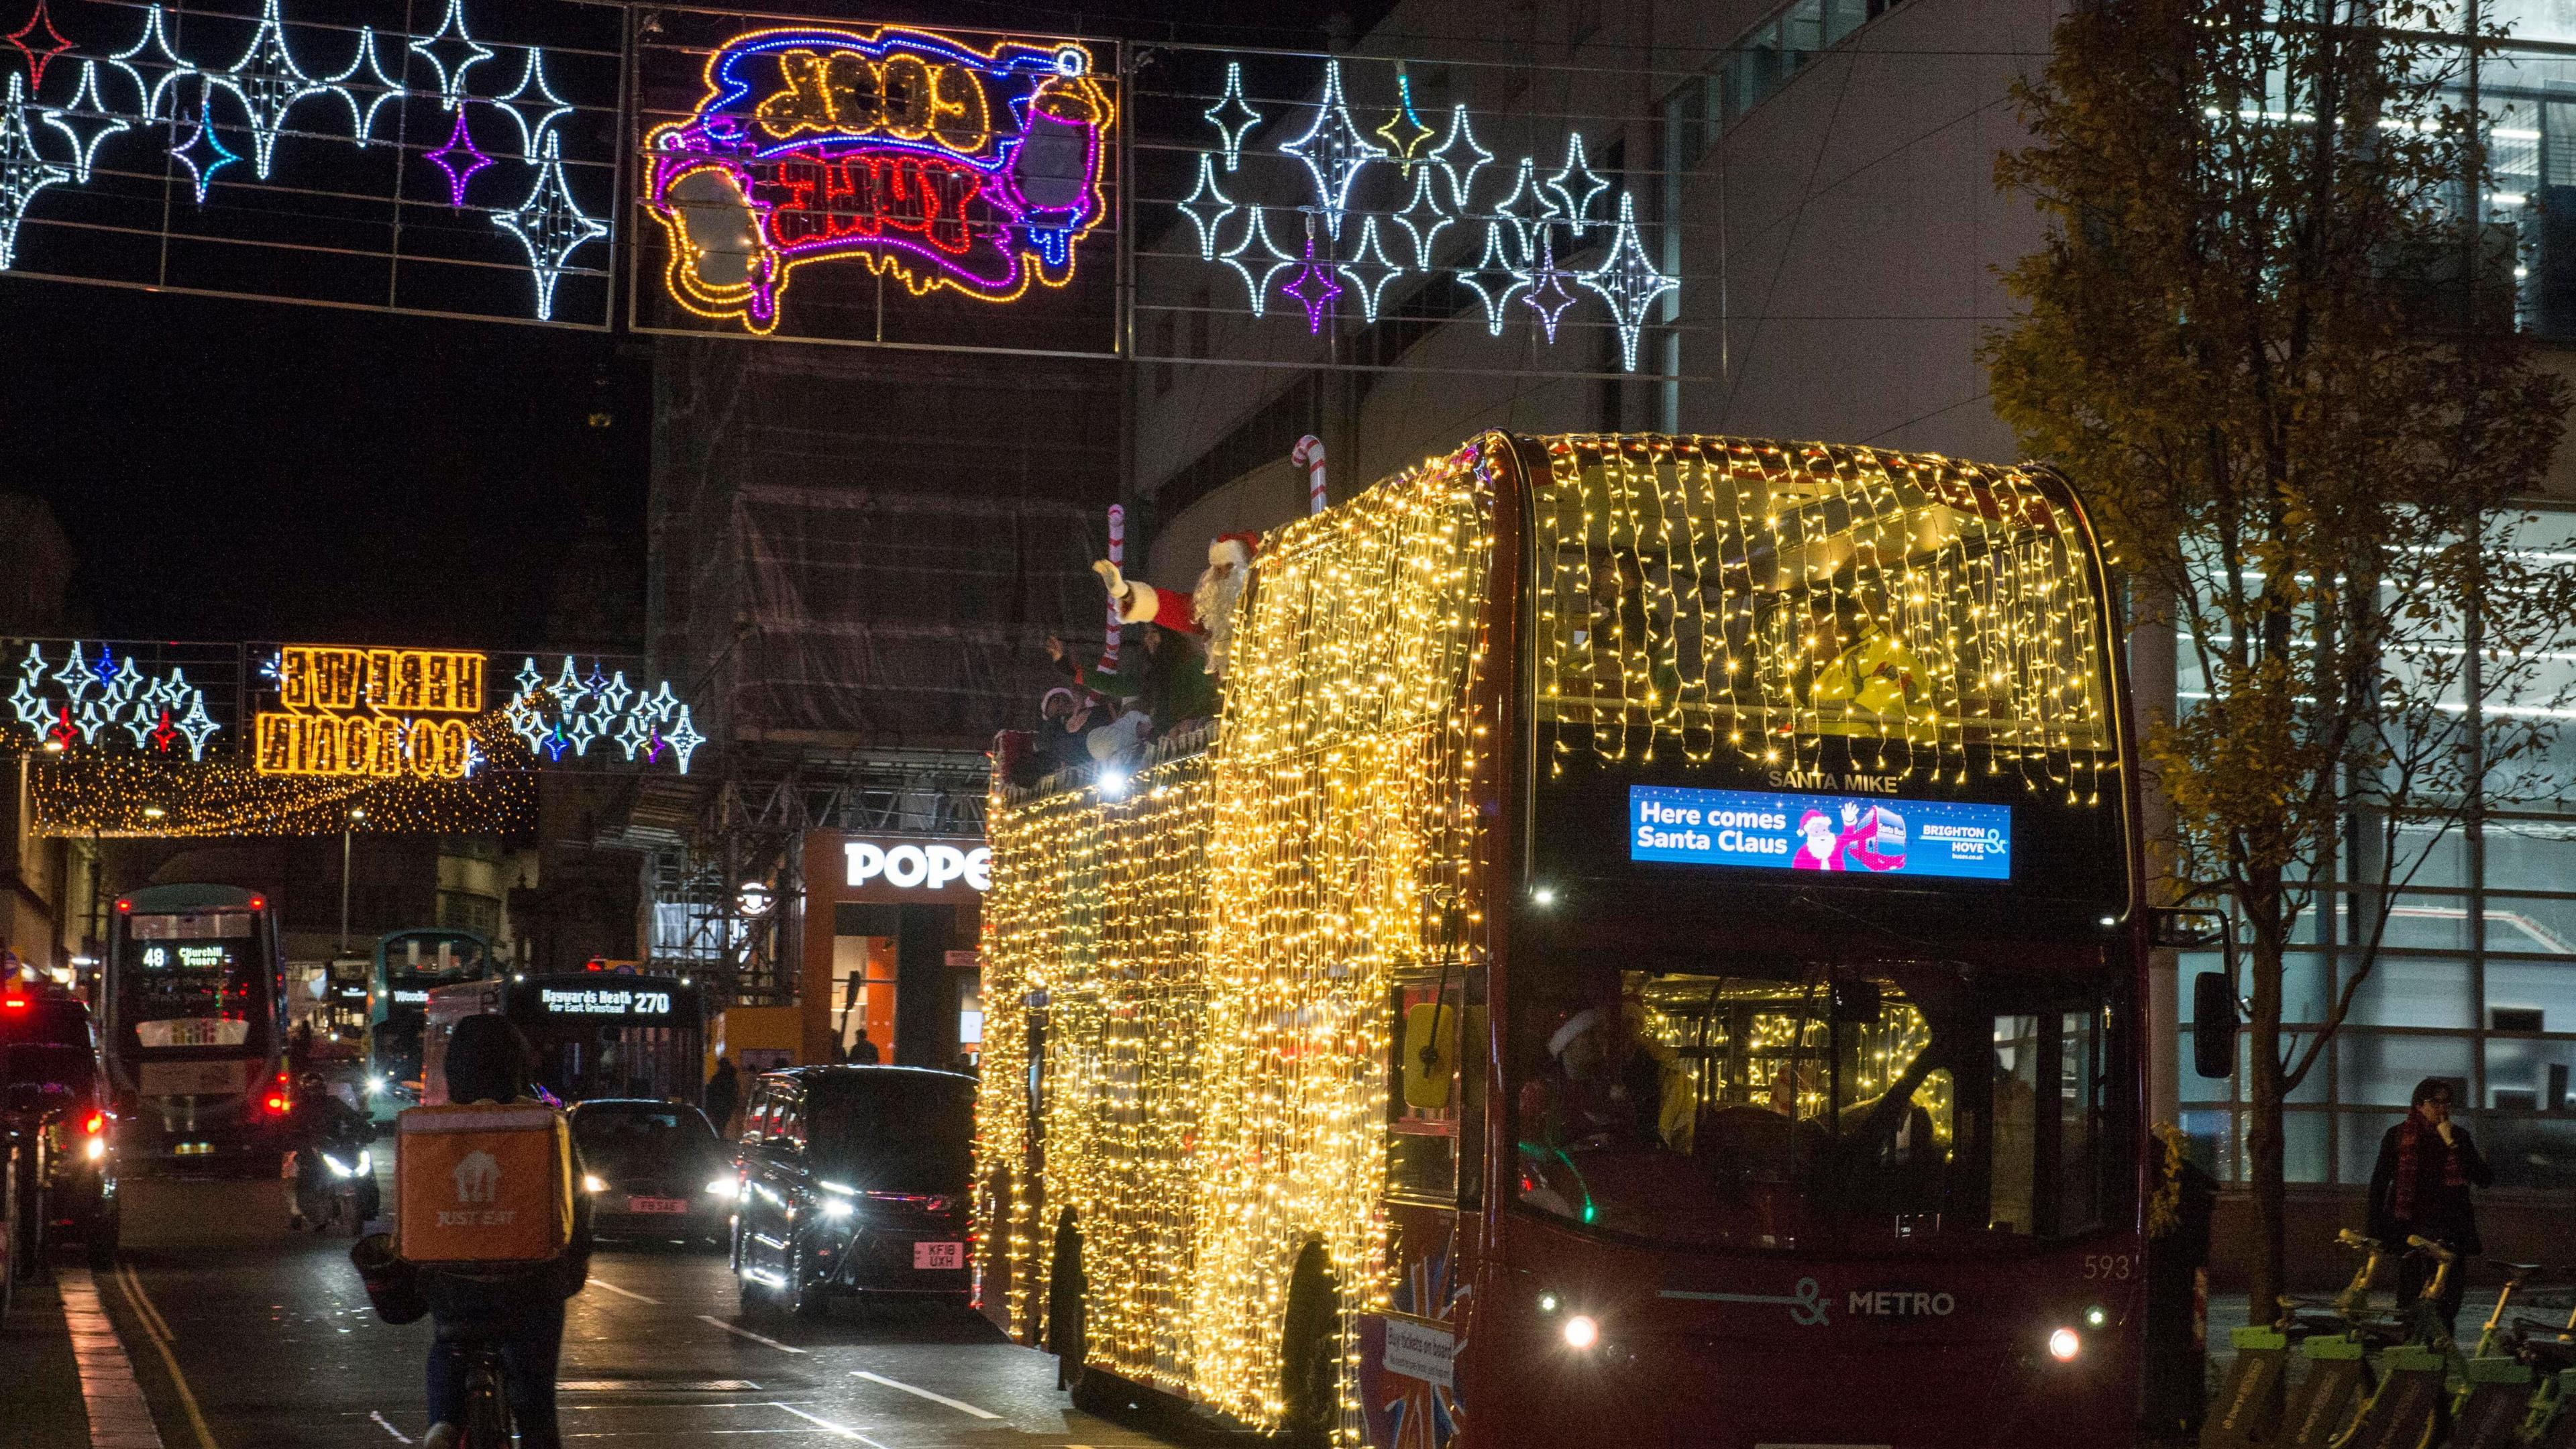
[[254, 645, 484, 780], [643, 25, 1114, 333]]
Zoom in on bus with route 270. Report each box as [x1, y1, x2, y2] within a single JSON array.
[[977, 432, 2147, 1449], [102, 883, 290, 1171]]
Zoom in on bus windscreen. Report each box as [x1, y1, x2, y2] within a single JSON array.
[[1631, 785, 2011, 881], [123, 911, 262, 1050]]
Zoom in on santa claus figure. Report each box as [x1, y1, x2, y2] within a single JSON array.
[[1091, 531, 1259, 677]]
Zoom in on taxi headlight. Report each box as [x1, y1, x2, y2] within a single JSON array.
[[582, 1173, 607, 1194], [85, 1136, 106, 1162], [705, 1177, 737, 1199], [820, 1197, 854, 1219]]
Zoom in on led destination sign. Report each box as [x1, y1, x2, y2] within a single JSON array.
[[535, 986, 676, 1019], [1629, 786, 2012, 882]]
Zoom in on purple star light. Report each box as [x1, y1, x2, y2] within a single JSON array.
[[427, 107, 492, 208], [1281, 235, 1344, 335]]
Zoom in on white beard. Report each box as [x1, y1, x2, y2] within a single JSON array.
[[1193, 568, 1246, 676]]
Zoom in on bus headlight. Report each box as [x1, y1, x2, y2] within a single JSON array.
[[705, 1178, 737, 1199], [1562, 1313, 1599, 1351], [85, 1136, 107, 1162], [2048, 1326, 2082, 1362], [820, 1197, 854, 1219], [582, 1173, 607, 1193], [366, 1075, 386, 1095]]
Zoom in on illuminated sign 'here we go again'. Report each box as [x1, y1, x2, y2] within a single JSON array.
[[255, 645, 485, 781]]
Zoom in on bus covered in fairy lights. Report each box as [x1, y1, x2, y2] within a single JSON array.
[[977, 433, 2145, 1449]]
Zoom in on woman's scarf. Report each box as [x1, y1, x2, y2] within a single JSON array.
[[2394, 1114, 2467, 1223]]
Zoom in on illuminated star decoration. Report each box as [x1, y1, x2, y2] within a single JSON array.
[[1458, 221, 1523, 337], [113, 5, 199, 122], [321, 30, 409, 147], [1281, 60, 1385, 241], [6, 0, 72, 93], [1281, 231, 1344, 333], [1393, 165, 1450, 270], [1580, 191, 1679, 370], [492, 48, 572, 161], [1337, 217, 1403, 323], [427, 105, 492, 207], [1375, 67, 1436, 167], [1517, 231, 1578, 343], [1544, 132, 1613, 237], [212, 0, 321, 178], [1492, 157, 1564, 265], [1202, 60, 1263, 172], [408, 0, 493, 110], [1220, 206, 1297, 319], [42, 62, 133, 184], [6, 643, 221, 759], [1427, 103, 1492, 210], [170, 95, 241, 203], [1178, 152, 1239, 260], [0, 74, 71, 265], [493, 132, 609, 321]]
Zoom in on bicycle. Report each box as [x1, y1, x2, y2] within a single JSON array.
[[455, 1338, 511, 1449], [2447, 1258, 2542, 1449], [2202, 1229, 2381, 1449], [2334, 1234, 2463, 1449]]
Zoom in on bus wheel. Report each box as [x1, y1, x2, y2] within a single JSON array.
[[1278, 1235, 1340, 1448]]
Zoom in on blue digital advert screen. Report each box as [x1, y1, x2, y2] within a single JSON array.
[[1628, 786, 2013, 881]]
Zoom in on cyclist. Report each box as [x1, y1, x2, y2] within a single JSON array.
[[2365, 1076, 2493, 1338], [420, 1015, 592, 1449], [286, 1069, 377, 1231]]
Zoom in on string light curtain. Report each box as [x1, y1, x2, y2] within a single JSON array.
[[1532, 436, 2113, 804], [979, 437, 1497, 1440]]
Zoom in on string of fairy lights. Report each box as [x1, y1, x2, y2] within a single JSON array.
[[979, 439, 1496, 1442], [1532, 436, 2113, 803]]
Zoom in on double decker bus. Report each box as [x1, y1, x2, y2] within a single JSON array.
[[102, 884, 290, 1169], [368, 928, 494, 1101], [979, 433, 2145, 1448]]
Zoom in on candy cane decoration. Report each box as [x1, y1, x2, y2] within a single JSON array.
[[1294, 435, 1327, 515], [1104, 503, 1125, 668]]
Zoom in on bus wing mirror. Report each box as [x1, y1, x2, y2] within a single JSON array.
[[2153, 908, 2229, 949], [2191, 971, 2239, 1078], [1401, 1003, 1458, 1110]]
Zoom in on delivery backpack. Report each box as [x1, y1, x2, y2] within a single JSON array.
[[395, 1102, 575, 1265]]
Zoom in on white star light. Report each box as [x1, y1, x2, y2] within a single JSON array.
[[0, 74, 71, 270], [210, 0, 317, 178], [1492, 157, 1564, 266], [665, 708, 704, 773], [114, 5, 199, 122], [321, 30, 409, 148], [1178, 152, 1238, 260], [642, 682, 680, 724], [612, 706, 655, 761], [494, 133, 610, 322], [1280, 60, 1385, 241], [42, 62, 133, 184], [1202, 60, 1263, 172], [1428, 104, 1492, 211], [1580, 191, 1679, 371], [174, 690, 219, 759], [409, 0, 494, 111], [1546, 133, 1613, 237], [1338, 217, 1405, 323], [493, 48, 572, 161], [1517, 230, 1579, 343], [1459, 221, 1524, 337], [1220, 206, 1297, 319], [1393, 166, 1451, 271]]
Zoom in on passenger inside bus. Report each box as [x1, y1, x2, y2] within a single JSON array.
[[1512, 965, 2105, 1250]]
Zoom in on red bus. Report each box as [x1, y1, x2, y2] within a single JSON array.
[[979, 432, 2145, 1448]]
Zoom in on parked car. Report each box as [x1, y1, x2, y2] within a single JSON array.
[[0, 987, 119, 1269], [731, 1066, 975, 1318], [570, 1098, 733, 1248]]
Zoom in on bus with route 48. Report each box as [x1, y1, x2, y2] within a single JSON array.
[[103, 883, 290, 1171], [977, 432, 2148, 1449]]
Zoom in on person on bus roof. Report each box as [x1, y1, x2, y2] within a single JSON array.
[[416, 1016, 593, 1449]]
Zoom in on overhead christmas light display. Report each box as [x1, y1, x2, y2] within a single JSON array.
[[641, 23, 1116, 333], [255, 645, 485, 780], [0, 0, 613, 325], [1175, 56, 1676, 370], [502, 656, 705, 774], [7, 642, 220, 760]]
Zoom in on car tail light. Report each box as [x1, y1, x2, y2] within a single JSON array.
[[115, 898, 130, 912], [83, 1112, 104, 1135], [248, 895, 265, 910], [1, 996, 25, 1011]]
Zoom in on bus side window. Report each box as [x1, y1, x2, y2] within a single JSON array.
[[1389, 973, 1476, 1201]]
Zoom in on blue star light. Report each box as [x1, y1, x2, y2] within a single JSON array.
[[170, 95, 241, 205]]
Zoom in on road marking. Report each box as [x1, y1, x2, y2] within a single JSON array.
[[587, 1279, 662, 1305], [767, 1402, 891, 1445], [106, 1263, 220, 1449], [60, 1266, 165, 1449], [368, 1410, 415, 1443], [850, 1371, 1001, 1419], [698, 1314, 808, 1354]]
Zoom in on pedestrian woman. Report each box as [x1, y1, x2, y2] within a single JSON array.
[[2367, 1077, 2493, 1337], [703, 1053, 741, 1139]]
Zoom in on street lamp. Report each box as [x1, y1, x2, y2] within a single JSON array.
[[340, 807, 366, 951]]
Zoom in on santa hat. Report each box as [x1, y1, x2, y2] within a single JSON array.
[[1208, 532, 1260, 571]]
